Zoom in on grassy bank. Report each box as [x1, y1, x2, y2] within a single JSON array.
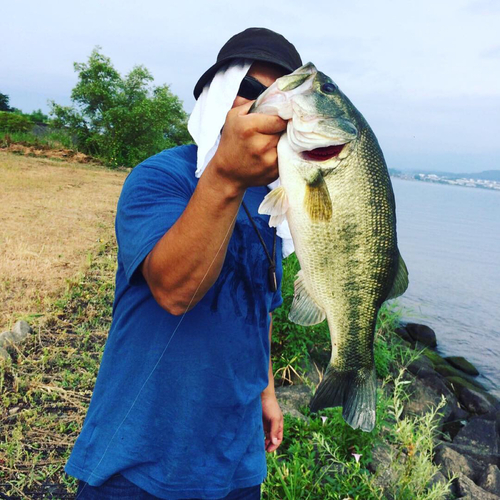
[[1, 129, 74, 151], [1, 241, 453, 499], [0, 152, 126, 328], [265, 255, 452, 499], [0, 153, 453, 499]]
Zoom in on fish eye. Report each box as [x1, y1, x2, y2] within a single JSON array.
[[321, 82, 337, 94]]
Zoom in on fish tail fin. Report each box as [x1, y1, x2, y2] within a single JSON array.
[[310, 366, 377, 432]]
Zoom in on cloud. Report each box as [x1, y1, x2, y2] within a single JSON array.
[[464, 0, 500, 14], [481, 46, 500, 58]]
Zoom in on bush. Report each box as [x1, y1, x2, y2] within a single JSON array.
[[29, 109, 49, 124], [0, 111, 32, 133], [50, 48, 191, 168]]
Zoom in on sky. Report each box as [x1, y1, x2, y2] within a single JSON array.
[[2, 0, 499, 173]]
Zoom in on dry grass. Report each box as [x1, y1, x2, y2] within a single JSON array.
[[0, 152, 127, 330], [1, 239, 116, 498]]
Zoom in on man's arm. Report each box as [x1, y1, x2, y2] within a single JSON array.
[[261, 314, 284, 452], [141, 102, 286, 315]]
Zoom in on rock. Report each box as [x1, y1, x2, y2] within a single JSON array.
[[446, 416, 500, 466], [367, 443, 401, 493], [275, 385, 311, 413], [455, 473, 500, 499], [478, 465, 500, 496], [447, 377, 499, 414], [0, 331, 15, 348], [453, 416, 499, 456], [448, 403, 470, 422], [407, 356, 436, 378], [434, 443, 483, 482], [445, 356, 480, 377], [280, 404, 309, 422], [421, 373, 456, 398], [421, 348, 446, 367], [406, 323, 437, 348], [0, 320, 31, 348], [427, 470, 450, 491], [395, 326, 412, 343], [447, 442, 500, 468], [12, 320, 32, 341], [441, 403, 470, 440], [0, 346, 10, 361], [435, 363, 485, 389], [404, 377, 453, 423]]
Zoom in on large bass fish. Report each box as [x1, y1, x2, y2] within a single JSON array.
[[252, 63, 408, 432]]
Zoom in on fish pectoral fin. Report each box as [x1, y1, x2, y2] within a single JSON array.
[[386, 253, 409, 300], [288, 270, 326, 326], [304, 174, 332, 222], [258, 186, 289, 227], [310, 366, 377, 433]]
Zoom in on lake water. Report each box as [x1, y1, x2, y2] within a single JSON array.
[[391, 178, 500, 397]]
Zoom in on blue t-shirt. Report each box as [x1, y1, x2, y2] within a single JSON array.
[[65, 144, 283, 499]]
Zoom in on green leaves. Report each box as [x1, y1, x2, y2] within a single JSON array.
[[50, 47, 191, 168], [0, 111, 32, 132]]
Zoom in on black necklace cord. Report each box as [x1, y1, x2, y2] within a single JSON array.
[[241, 200, 278, 292]]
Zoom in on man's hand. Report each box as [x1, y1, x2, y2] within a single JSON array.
[[209, 101, 287, 193], [142, 101, 286, 314], [261, 394, 283, 453]]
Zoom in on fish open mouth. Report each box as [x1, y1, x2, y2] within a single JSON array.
[[302, 144, 345, 162]]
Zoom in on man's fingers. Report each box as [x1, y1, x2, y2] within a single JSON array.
[[271, 418, 283, 444], [267, 416, 283, 452], [250, 113, 287, 135], [232, 102, 287, 135]]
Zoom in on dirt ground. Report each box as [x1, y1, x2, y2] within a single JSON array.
[[0, 152, 128, 329], [1, 142, 100, 164]]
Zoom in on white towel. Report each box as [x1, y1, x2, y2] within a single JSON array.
[[188, 60, 295, 258]]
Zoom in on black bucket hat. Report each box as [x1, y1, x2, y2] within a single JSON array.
[[193, 27, 302, 100]]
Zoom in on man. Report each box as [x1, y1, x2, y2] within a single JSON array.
[[66, 28, 302, 499]]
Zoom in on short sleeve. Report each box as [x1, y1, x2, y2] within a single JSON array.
[[116, 152, 196, 286], [270, 292, 283, 312]]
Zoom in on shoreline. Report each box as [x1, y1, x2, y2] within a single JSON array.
[[391, 174, 500, 192]]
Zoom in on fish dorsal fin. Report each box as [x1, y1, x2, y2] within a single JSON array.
[[258, 186, 289, 227], [289, 270, 326, 326], [305, 174, 332, 222], [386, 253, 409, 300]]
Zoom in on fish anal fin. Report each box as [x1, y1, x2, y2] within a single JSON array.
[[304, 176, 332, 222], [288, 270, 326, 326], [386, 253, 409, 300], [310, 366, 377, 432], [258, 186, 289, 228]]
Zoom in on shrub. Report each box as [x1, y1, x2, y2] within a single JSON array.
[[50, 48, 191, 168], [0, 111, 32, 133]]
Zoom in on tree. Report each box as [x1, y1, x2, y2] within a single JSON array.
[[0, 93, 13, 112], [50, 48, 191, 167], [29, 109, 49, 124]]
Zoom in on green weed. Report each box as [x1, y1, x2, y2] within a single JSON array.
[[1, 128, 75, 149]]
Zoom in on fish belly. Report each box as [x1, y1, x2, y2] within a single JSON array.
[[278, 133, 397, 431]]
